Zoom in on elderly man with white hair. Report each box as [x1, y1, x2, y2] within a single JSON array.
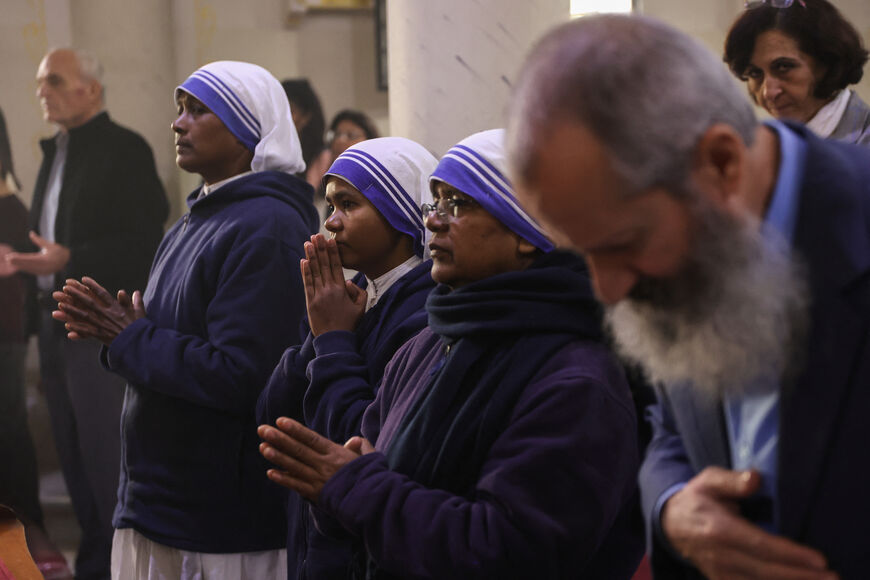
[[6, 48, 167, 580]]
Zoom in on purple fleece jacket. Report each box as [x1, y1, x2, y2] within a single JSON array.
[[315, 327, 643, 579]]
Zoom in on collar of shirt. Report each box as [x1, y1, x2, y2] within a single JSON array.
[[199, 170, 253, 199], [364, 255, 423, 311], [805, 89, 851, 139], [761, 120, 808, 243], [723, 120, 809, 531]]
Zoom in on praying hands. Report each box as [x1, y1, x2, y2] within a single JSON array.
[[301, 233, 366, 336], [258, 417, 374, 503], [52, 276, 145, 345]]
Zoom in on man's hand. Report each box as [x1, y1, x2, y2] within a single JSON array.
[[257, 417, 374, 503], [5, 231, 70, 276], [52, 277, 145, 345], [662, 467, 837, 580], [0, 244, 17, 277], [301, 234, 366, 336]]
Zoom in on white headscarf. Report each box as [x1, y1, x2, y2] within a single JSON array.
[[176, 61, 305, 175], [430, 129, 554, 252]]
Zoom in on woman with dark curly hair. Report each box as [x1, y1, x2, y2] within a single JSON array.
[[724, 0, 870, 144]]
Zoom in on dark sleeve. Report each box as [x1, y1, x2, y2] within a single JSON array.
[[638, 387, 698, 575], [65, 135, 168, 291], [319, 364, 641, 579], [256, 324, 315, 426], [303, 310, 428, 443], [105, 234, 307, 415], [0, 195, 29, 248]]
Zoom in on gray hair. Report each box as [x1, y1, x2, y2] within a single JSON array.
[[507, 15, 758, 194], [73, 49, 104, 85], [48, 47, 105, 103]]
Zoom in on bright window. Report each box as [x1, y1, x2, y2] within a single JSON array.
[[570, 0, 633, 17]]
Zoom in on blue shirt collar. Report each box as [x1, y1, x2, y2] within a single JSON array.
[[761, 120, 807, 243]]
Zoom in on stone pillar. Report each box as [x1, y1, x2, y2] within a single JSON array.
[[71, 0, 179, 216], [387, 0, 570, 155]]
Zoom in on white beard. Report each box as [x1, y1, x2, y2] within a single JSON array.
[[606, 202, 809, 398]]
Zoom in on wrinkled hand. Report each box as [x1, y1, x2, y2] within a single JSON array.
[[662, 467, 837, 580], [0, 244, 16, 277], [257, 417, 374, 503], [5, 231, 70, 276], [52, 277, 145, 345], [301, 234, 366, 336]]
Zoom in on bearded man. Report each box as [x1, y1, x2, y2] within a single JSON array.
[[507, 14, 870, 580]]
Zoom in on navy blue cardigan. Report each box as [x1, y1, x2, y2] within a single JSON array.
[[257, 259, 435, 579], [105, 171, 318, 553]]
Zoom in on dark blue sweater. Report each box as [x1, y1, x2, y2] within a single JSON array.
[[257, 259, 435, 579], [106, 171, 318, 553]]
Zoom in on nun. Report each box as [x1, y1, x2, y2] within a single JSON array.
[[53, 61, 319, 578], [259, 129, 644, 579], [257, 136, 438, 580]]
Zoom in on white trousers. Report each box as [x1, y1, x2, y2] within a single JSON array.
[[111, 528, 287, 580]]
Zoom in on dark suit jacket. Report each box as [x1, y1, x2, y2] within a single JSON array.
[[25, 111, 168, 334], [639, 123, 870, 579]]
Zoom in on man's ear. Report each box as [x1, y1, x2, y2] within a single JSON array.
[[691, 123, 745, 213], [88, 80, 103, 102]]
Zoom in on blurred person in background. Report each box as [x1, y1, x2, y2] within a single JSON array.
[[724, 0, 870, 144], [327, 109, 380, 165], [0, 106, 72, 580], [5, 48, 168, 580], [281, 79, 331, 191]]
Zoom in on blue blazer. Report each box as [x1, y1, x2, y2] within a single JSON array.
[[639, 123, 870, 579]]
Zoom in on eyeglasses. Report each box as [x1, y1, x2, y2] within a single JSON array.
[[744, 0, 805, 8], [327, 130, 367, 143], [421, 196, 479, 222]]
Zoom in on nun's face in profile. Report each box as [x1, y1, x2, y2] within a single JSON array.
[[323, 177, 408, 278], [425, 182, 534, 289], [172, 92, 253, 185]]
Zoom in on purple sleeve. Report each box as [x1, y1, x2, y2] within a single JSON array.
[[302, 330, 374, 442], [318, 363, 639, 579], [256, 328, 315, 426], [638, 392, 697, 562]]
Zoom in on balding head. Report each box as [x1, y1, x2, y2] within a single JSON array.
[[507, 15, 757, 195], [36, 48, 104, 130]]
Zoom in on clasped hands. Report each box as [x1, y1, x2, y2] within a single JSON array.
[[258, 418, 374, 503], [52, 276, 145, 346], [662, 467, 838, 580], [3, 231, 70, 276], [302, 234, 366, 336]]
